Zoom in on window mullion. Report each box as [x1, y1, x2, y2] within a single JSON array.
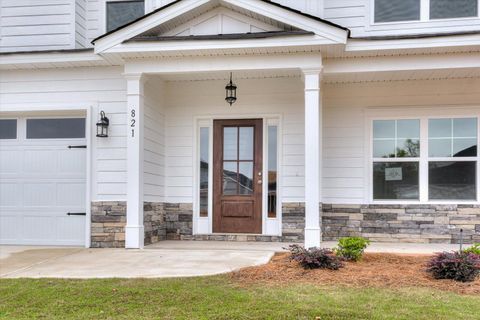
[[420, 118, 429, 202], [420, 0, 430, 21]]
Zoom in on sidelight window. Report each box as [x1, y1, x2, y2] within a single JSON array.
[[267, 126, 278, 218], [199, 127, 210, 217]]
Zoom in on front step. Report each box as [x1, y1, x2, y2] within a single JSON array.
[[168, 234, 301, 243]]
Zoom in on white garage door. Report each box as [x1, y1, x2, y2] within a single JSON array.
[[0, 117, 87, 246]]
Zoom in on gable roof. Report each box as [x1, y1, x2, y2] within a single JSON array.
[[92, 0, 349, 45]]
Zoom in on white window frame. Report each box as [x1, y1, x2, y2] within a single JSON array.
[[101, 0, 147, 35], [369, 0, 480, 26], [367, 109, 480, 205]]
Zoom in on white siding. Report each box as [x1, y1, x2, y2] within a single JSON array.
[[143, 80, 165, 203], [163, 77, 305, 204], [0, 66, 128, 201], [0, 0, 76, 52], [75, 0, 87, 48]]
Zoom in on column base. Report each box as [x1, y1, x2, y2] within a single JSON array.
[[125, 225, 145, 249], [304, 227, 321, 249]]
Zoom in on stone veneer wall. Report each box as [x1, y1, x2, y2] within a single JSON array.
[[165, 203, 193, 240], [91, 201, 126, 248], [322, 204, 480, 244], [144, 202, 166, 245]]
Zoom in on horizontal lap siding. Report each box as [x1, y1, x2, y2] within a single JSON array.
[[164, 77, 305, 204], [75, 0, 87, 48], [0, 0, 75, 52], [0, 66, 127, 201], [143, 81, 165, 203]]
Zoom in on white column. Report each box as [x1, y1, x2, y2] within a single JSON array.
[[125, 74, 145, 249], [303, 68, 323, 249]]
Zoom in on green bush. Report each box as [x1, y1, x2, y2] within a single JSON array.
[[463, 243, 480, 256], [334, 237, 371, 261]]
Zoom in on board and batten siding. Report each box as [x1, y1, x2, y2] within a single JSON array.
[[75, 0, 88, 48], [143, 80, 165, 203], [0, 66, 128, 201]]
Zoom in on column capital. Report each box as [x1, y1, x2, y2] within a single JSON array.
[[125, 73, 146, 96], [301, 67, 324, 76], [123, 73, 146, 82]]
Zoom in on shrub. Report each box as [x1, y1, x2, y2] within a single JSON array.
[[334, 237, 371, 261], [463, 243, 480, 256], [288, 245, 344, 270], [426, 251, 480, 283]]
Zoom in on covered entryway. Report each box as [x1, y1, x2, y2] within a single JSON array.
[[213, 119, 263, 234], [0, 116, 87, 246]]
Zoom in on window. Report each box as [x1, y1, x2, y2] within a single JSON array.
[[372, 119, 420, 200], [199, 127, 209, 217], [106, 0, 145, 32], [430, 0, 478, 19], [0, 119, 17, 139], [374, 0, 421, 23], [223, 127, 254, 195], [372, 117, 478, 202], [267, 126, 278, 218], [374, 0, 479, 23], [26, 118, 86, 139], [428, 118, 477, 200]]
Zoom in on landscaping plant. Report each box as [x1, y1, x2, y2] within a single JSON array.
[[334, 237, 371, 261], [288, 245, 344, 270], [463, 243, 480, 256], [426, 251, 480, 283]]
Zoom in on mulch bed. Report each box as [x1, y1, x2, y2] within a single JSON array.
[[230, 253, 480, 295]]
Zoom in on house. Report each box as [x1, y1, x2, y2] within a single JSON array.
[[1, 0, 479, 249]]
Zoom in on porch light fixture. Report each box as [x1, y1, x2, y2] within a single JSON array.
[[96, 111, 109, 138], [225, 72, 237, 106]]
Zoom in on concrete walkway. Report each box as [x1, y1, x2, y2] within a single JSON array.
[[0, 241, 465, 279]]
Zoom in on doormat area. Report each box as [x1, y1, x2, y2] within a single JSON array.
[[230, 253, 480, 295]]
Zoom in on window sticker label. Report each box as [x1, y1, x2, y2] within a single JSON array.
[[385, 167, 402, 181]]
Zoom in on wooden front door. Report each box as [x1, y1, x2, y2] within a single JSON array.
[[213, 119, 263, 234]]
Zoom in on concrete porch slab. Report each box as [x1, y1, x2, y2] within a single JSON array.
[[0, 245, 274, 279]]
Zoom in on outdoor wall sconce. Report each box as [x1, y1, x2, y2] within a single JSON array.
[[225, 72, 237, 106], [96, 111, 109, 138]]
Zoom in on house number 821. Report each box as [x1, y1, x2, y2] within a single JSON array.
[[130, 109, 136, 137]]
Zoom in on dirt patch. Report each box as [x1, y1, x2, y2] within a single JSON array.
[[230, 253, 480, 295]]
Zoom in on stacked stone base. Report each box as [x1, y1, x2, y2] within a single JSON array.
[[322, 204, 480, 244], [91, 201, 479, 247]]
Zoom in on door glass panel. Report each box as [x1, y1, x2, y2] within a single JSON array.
[[0, 119, 17, 139], [26, 118, 85, 139], [238, 162, 254, 195], [223, 162, 237, 195], [223, 127, 238, 160], [239, 127, 254, 160]]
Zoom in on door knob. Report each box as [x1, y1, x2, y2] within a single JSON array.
[[258, 180, 262, 184]]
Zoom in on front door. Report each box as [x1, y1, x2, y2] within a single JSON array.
[[213, 119, 263, 234]]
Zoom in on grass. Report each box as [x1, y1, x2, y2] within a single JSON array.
[[1, 276, 479, 320]]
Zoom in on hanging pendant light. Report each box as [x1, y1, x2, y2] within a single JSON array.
[[225, 72, 237, 106]]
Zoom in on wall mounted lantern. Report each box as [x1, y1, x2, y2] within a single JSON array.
[[96, 111, 109, 138], [225, 72, 237, 106]]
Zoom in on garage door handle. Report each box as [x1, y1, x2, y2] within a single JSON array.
[[67, 212, 86, 216], [68, 145, 87, 149]]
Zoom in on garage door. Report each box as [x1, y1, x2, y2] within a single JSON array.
[[0, 117, 87, 246]]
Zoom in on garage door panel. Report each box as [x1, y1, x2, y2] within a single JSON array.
[[56, 182, 86, 207], [0, 183, 21, 207], [0, 116, 86, 246], [0, 150, 22, 174], [57, 150, 86, 175], [23, 183, 56, 207], [23, 150, 57, 173], [0, 215, 20, 241]]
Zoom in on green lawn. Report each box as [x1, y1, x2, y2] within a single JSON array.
[[0, 277, 479, 320]]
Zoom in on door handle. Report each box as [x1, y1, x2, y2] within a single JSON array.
[[68, 145, 87, 149], [67, 212, 86, 216], [257, 180, 262, 185]]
